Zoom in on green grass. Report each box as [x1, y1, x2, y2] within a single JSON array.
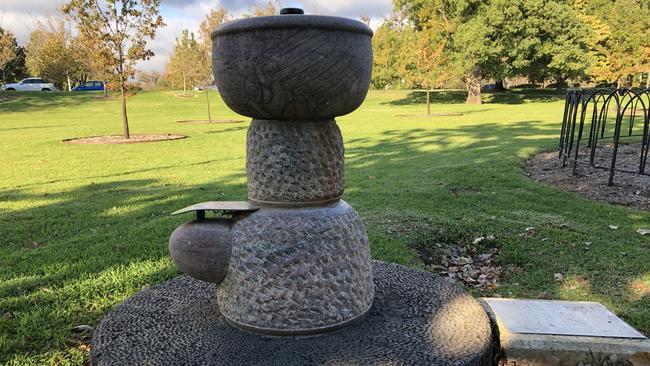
[[1, 89, 648, 365]]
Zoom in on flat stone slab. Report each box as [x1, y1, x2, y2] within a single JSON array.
[[482, 298, 650, 366], [92, 261, 493, 366], [484, 298, 645, 338]]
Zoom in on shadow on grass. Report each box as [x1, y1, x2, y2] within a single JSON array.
[[0, 92, 108, 113], [384, 89, 565, 106], [0, 120, 648, 363]]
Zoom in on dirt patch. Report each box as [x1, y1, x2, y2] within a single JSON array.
[[366, 214, 501, 291], [525, 143, 650, 211], [177, 119, 244, 124], [62, 134, 187, 145]]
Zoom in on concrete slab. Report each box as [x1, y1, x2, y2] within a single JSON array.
[[482, 298, 650, 366]]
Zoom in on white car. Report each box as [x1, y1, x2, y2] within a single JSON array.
[[2, 78, 58, 92]]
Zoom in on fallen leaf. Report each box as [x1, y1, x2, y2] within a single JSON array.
[[638, 229, 650, 236], [554, 273, 564, 282], [609, 225, 619, 230], [476, 253, 493, 263], [41, 288, 52, 293], [71, 325, 94, 333]]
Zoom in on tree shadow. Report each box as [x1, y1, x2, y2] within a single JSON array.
[[383, 89, 565, 106], [383, 90, 467, 105], [1, 119, 648, 363], [0, 92, 106, 113]]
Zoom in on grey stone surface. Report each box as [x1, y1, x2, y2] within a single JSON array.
[[218, 201, 373, 334], [483, 298, 646, 339], [483, 298, 650, 366], [211, 16, 372, 120], [168, 219, 233, 284], [92, 261, 494, 366], [246, 119, 344, 205]]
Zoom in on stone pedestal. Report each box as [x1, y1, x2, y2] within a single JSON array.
[[92, 262, 494, 366]]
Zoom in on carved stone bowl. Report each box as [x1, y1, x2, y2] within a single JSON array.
[[211, 15, 373, 120]]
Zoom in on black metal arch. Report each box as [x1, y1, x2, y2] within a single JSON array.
[[559, 88, 650, 186]]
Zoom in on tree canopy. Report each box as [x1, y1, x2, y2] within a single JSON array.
[[164, 30, 210, 94], [0, 27, 18, 88], [62, 0, 165, 139], [24, 19, 88, 91]]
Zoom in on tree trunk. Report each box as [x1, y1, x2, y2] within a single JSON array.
[[120, 74, 130, 139], [616, 77, 622, 90], [206, 88, 212, 123], [465, 67, 482, 104], [182, 71, 187, 96], [67, 76, 72, 92], [495, 79, 507, 91], [103, 81, 108, 97], [426, 89, 431, 115]]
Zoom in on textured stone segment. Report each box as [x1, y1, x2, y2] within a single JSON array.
[[92, 261, 494, 366], [168, 219, 233, 284], [217, 201, 373, 333], [246, 119, 344, 204], [212, 24, 372, 120]]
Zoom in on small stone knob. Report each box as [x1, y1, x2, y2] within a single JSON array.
[[280, 8, 304, 14]]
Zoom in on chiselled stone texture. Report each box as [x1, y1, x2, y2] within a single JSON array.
[[92, 261, 493, 366], [212, 18, 372, 120], [216, 201, 373, 334], [246, 119, 344, 205]]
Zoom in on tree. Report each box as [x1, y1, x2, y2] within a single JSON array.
[[0, 27, 17, 93], [4, 44, 28, 83], [575, 0, 650, 87], [198, 7, 231, 53], [198, 8, 233, 123], [372, 20, 412, 90], [245, 1, 278, 17], [137, 70, 161, 89], [62, 0, 165, 139], [395, 0, 591, 103], [165, 30, 209, 95], [24, 19, 88, 91], [399, 11, 454, 113]]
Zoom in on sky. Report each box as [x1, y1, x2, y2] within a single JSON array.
[[0, 0, 392, 73]]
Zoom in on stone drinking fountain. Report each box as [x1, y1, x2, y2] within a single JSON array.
[[92, 9, 493, 365]]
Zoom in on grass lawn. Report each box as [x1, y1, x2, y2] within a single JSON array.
[[1, 89, 648, 365]]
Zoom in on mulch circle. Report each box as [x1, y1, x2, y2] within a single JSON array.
[[62, 134, 188, 145], [177, 120, 244, 124], [525, 142, 649, 211]]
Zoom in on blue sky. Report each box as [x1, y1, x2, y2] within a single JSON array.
[[0, 0, 392, 73]]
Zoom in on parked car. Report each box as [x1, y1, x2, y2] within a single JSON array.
[[2, 78, 58, 92], [481, 84, 497, 92], [73, 81, 105, 91]]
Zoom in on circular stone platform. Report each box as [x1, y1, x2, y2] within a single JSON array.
[[92, 261, 493, 366]]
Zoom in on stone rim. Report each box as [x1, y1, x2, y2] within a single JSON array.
[[211, 15, 373, 39]]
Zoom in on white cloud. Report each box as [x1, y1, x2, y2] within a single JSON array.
[[0, 0, 392, 73]]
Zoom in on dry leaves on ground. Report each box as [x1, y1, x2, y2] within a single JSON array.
[[435, 244, 501, 290]]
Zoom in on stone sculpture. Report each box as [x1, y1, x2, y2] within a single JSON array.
[[92, 9, 494, 365], [168, 9, 375, 335]]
